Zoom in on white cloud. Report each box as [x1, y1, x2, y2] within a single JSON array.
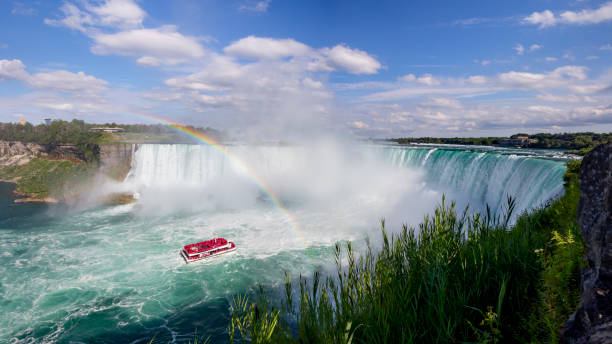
[[529, 44, 542, 52], [44, 3, 94, 32], [91, 26, 205, 65], [524, 2, 612, 28], [302, 77, 323, 89], [46, 1, 204, 66], [0, 59, 28, 80], [27, 70, 108, 94], [523, 10, 557, 28], [88, 0, 145, 29], [499, 65, 587, 89], [361, 86, 491, 102], [526, 105, 561, 114], [537, 94, 596, 103], [224, 36, 311, 60], [41, 103, 75, 111], [322, 44, 382, 75], [481, 60, 491, 66], [514, 44, 525, 55], [570, 84, 608, 94], [420, 97, 463, 109], [0, 59, 108, 94], [162, 53, 333, 121], [45, 0, 144, 31], [142, 91, 183, 102], [545, 57, 558, 62], [416, 74, 440, 86], [399, 74, 416, 82], [136, 56, 161, 67], [349, 121, 369, 129], [601, 44, 612, 51], [398, 73, 440, 86], [239, 0, 271, 12], [467, 75, 487, 84], [586, 55, 599, 60], [560, 2, 612, 25]]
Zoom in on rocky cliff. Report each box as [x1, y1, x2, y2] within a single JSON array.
[[0, 141, 136, 203], [563, 144, 612, 343], [98, 144, 136, 180], [0, 141, 88, 164]]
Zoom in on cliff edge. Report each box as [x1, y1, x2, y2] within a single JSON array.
[[562, 144, 612, 343], [0, 141, 88, 165], [98, 143, 135, 180], [0, 141, 135, 203]]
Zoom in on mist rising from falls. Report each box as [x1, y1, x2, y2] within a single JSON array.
[[125, 142, 438, 247]]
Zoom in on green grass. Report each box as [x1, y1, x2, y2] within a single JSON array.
[[228, 162, 583, 343], [0, 158, 97, 200]]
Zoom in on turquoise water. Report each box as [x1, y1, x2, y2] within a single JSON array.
[[0, 144, 568, 343]]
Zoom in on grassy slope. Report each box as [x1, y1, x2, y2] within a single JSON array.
[[228, 162, 583, 343], [0, 158, 97, 200]]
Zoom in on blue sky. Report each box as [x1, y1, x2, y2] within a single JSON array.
[[1, 0, 611, 137]]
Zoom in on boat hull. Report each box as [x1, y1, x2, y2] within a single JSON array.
[[181, 242, 236, 263]]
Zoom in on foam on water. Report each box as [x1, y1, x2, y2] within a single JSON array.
[[0, 143, 568, 343]]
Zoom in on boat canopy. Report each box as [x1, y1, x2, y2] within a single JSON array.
[[183, 238, 229, 254]]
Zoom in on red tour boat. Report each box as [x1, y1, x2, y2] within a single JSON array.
[[181, 237, 236, 263]]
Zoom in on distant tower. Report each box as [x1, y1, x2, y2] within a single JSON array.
[[44, 118, 51, 126], [18, 118, 26, 126]]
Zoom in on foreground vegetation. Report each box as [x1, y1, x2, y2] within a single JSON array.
[[228, 161, 583, 343], [390, 132, 611, 155]]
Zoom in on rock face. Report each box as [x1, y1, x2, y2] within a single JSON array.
[[562, 144, 612, 344], [98, 144, 136, 180], [0, 141, 88, 162]]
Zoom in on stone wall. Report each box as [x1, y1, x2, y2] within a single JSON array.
[[562, 144, 612, 343]]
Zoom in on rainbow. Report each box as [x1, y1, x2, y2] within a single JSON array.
[[128, 113, 306, 246]]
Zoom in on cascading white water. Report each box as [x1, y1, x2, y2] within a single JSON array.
[[379, 145, 567, 216], [128, 143, 567, 218]]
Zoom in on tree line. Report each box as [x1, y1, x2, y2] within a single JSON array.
[[390, 132, 612, 155], [0, 119, 224, 144], [0, 119, 226, 161]]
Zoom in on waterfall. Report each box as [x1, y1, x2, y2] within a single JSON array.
[[127, 144, 567, 217], [379, 145, 566, 216]]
